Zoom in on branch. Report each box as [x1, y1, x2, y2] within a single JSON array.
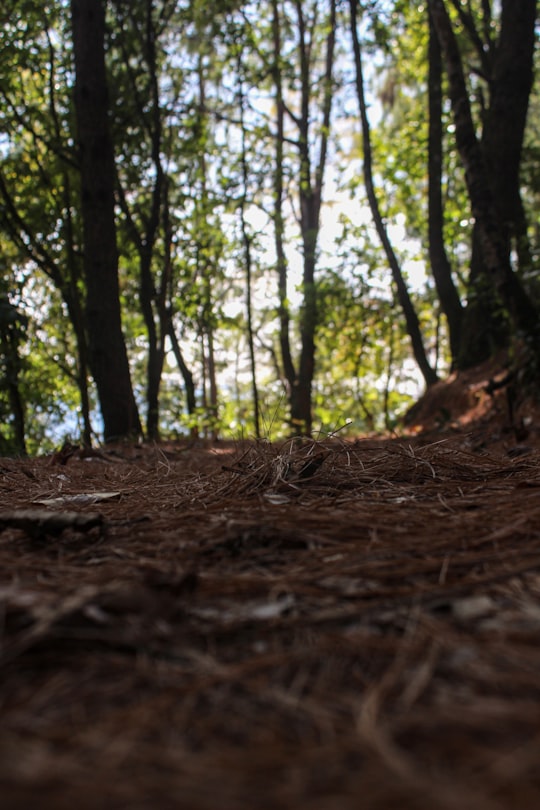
[[448, 0, 492, 77]]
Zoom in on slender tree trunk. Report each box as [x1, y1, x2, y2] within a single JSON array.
[[113, 0, 167, 441], [140, 0, 167, 441], [237, 58, 260, 439], [166, 321, 196, 417], [282, 0, 337, 435], [383, 319, 396, 432], [427, 6, 463, 364], [270, 0, 337, 436], [193, 51, 220, 441], [349, 0, 438, 388], [0, 305, 26, 456], [55, 53, 93, 447], [71, 0, 141, 441], [63, 188, 93, 447], [242, 221, 260, 439], [161, 185, 196, 427], [271, 0, 296, 396], [205, 328, 219, 441], [68, 298, 93, 447], [0, 170, 94, 446], [297, 0, 337, 435]]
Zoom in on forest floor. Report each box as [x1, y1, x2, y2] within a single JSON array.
[[1, 358, 540, 809]]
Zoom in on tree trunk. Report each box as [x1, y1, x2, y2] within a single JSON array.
[[205, 328, 219, 441], [269, 0, 338, 436], [114, 0, 168, 441], [0, 300, 27, 456], [349, 0, 438, 388], [429, 0, 539, 365], [63, 179, 93, 447], [0, 169, 94, 447], [236, 56, 261, 439], [482, 0, 536, 275], [480, 0, 539, 341], [67, 294, 93, 447], [427, 6, 463, 364], [282, 0, 337, 436], [242, 212, 261, 440], [166, 321, 196, 417], [71, 0, 141, 442], [271, 0, 296, 398]]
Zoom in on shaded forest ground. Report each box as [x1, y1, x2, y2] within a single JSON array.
[[1, 359, 540, 809]]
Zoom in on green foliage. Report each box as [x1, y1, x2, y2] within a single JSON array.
[[5, 278, 88, 455], [314, 252, 419, 434], [0, 0, 537, 450]]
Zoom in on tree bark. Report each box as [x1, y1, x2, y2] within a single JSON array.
[[71, 0, 141, 441]]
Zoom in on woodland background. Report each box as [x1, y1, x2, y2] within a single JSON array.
[[0, 0, 539, 454]]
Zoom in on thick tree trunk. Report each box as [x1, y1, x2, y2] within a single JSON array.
[[482, 0, 536, 268], [350, 0, 438, 388], [480, 0, 539, 338], [71, 0, 141, 441], [429, 0, 539, 366], [427, 7, 463, 364]]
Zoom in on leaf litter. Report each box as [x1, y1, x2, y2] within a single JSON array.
[[0, 421, 540, 809]]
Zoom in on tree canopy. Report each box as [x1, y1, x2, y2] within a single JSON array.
[[0, 0, 538, 452]]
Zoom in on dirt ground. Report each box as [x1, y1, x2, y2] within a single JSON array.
[[1, 362, 540, 810]]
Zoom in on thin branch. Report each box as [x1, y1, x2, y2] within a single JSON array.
[[448, 0, 492, 77]]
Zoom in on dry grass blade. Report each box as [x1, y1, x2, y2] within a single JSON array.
[[0, 428, 540, 809]]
